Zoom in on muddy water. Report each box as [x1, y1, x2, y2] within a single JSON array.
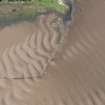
[[0, 13, 67, 79], [0, 0, 105, 104], [0, 22, 36, 52]]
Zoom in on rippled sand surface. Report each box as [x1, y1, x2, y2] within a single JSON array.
[[0, 0, 105, 104], [0, 13, 66, 79]]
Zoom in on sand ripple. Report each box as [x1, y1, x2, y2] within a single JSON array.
[[0, 13, 65, 79]]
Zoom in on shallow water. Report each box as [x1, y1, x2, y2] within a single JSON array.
[[0, 0, 105, 105], [0, 13, 67, 79]]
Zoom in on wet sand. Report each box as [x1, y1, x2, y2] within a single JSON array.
[[0, 0, 105, 104]]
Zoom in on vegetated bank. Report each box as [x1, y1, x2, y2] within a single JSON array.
[[0, 0, 73, 26]]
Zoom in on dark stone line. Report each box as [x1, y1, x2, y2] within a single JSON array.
[[63, 0, 74, 24]]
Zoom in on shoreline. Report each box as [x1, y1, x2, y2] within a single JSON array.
[[0, 1, 74, 27]]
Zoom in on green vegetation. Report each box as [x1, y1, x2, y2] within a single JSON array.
[[0, 0, 68, 13], [0, 0, 69, 26], [32, 0, 68, 13]]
